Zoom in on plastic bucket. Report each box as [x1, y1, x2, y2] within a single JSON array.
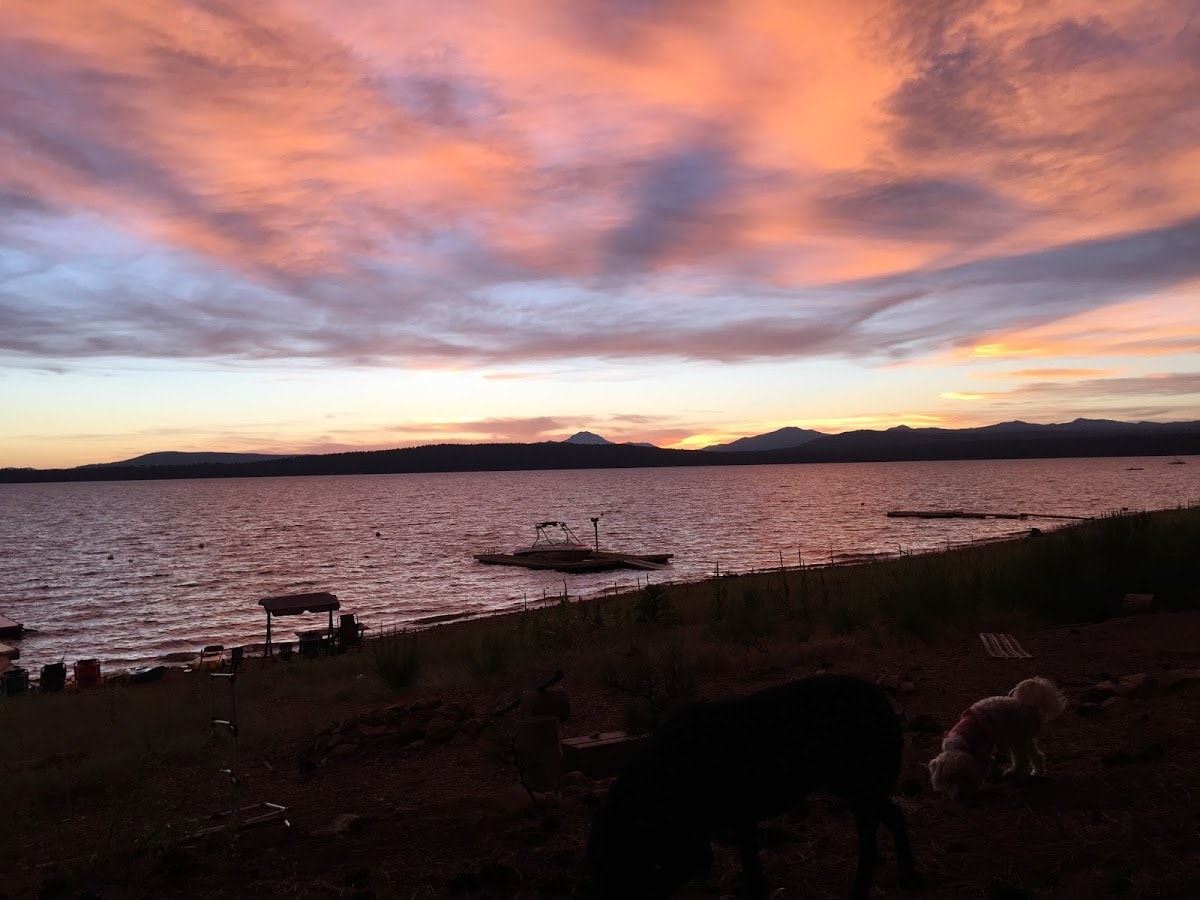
[[74, 658, 102, 690]]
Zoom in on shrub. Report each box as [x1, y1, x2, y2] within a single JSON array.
[[601, 640, 697, 734], [466, 625, 513, 678], [634, 582, 676, 625], [707, 584, 776, 646], [371, 630, 421, 689]]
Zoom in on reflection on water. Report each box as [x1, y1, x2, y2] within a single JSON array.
[[1, 456, 1195, 670]]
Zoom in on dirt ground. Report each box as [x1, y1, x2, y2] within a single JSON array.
[[12, 609, 1200, 900]]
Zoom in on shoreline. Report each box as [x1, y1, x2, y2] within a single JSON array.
[[6, 501, 1199, 687]]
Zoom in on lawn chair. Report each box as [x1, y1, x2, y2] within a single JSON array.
[[41, 662, 67, 693], [337, 614, 365, 653]]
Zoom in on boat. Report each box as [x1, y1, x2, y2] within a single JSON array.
[[511, 522, 595, 561], [475, 520, 672, 573], [129, 664, 166, 684]]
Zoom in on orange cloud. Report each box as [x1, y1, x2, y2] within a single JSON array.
[[982, 368, 1121, 380], [962, 290, 1200, 362]]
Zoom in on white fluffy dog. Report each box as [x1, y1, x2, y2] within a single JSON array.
[[928, 677, 1067, 800]]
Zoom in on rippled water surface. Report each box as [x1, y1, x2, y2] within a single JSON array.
[[2, 457, 1196, 670]]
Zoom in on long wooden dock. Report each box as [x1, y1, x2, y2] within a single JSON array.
[[474, 550, 672, 573], [886, 509, 1090, 520]]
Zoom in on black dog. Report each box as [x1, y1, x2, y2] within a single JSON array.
[[587, 675, 921, 899]]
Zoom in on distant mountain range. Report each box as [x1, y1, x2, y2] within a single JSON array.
[[84, 451, 292, 468], [2, 418, 1197, 483], [705, 426, 826, 452]]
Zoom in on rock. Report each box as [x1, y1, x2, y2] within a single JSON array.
[[395, 723, 426, 743], [1079, 686, 1114, 704], [898, 680, 916, 696], [1076, 702, 1105, 717], [312, 813, 364, 837], [410, 697, 443, 712], [491, 693, 520, 717], [900, 777, 926, 797], [425, 717, 459, 743], [1114, 673, 1155, 699], [356, 724, 390, 739], [458, 718, 483, 739], [446, 701, 475, 719], [1161, 668, 1200, 692], [875, 674, 900, 695], [559, 770, 592, 794], [331, 743, 360, 757]]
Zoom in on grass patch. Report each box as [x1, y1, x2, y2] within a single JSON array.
[[464, 623, 516, 679], [371, 629, 421, 689]]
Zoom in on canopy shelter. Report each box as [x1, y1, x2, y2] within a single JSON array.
[[258, 591, 339, 657], [0, 613, 23, 639]]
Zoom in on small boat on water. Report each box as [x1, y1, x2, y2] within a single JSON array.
[[475, 520, 672, 573], [512, 521, 595, 561]]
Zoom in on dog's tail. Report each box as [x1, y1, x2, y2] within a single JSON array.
[[1010, 676, 1067, 721]]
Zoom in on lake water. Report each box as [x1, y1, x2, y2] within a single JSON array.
[[2, 456, 1196, 671]]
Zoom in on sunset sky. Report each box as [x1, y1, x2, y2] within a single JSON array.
[[3, 0, 1199, 469]]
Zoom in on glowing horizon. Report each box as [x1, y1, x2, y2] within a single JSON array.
[[3, 0, 1199, 469]]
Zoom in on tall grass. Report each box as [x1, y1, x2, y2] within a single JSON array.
[[371, 629, 421, 689], [464, 623, 515, 678]]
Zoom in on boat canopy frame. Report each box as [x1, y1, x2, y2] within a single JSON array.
[[258, 591, 340, 657], [532, 521, 587, 547]]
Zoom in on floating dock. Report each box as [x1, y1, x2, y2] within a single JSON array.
[[886, 509, 1090, 520], [474, 550, 673, 573]]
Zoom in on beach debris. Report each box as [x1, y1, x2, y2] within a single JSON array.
[[979, 633, 1031, 658], [1122, 592, 1154, 613], [312, 813, 363, 837]]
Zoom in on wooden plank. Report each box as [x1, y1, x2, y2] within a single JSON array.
[[561, 731, 647, 779], [979, 632, 1032, 658]]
